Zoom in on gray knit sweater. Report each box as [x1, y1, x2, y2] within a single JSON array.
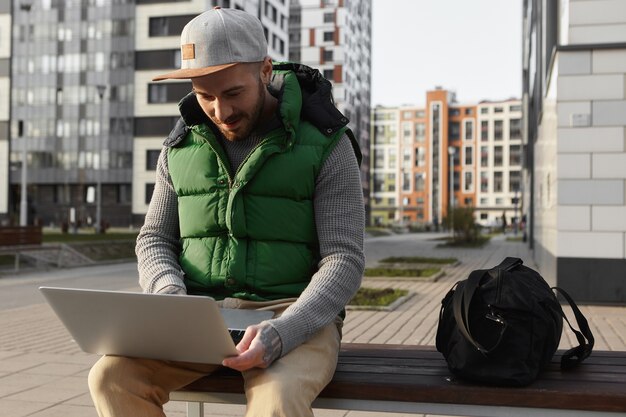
[[136, 131, 365, 357]]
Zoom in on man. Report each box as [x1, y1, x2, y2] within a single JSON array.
[[88, 7, 365, 417]]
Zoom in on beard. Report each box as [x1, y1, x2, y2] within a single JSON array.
[[213, 79, 266, 142]]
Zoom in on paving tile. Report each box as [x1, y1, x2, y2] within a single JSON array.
[[65, 392, 93, 407], [28, 404, 99, 417], [22, 362, 89, 377], [0, 399, 49, 417], [5, 383, 85, 404]]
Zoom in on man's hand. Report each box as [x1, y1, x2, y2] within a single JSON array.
[[222, 322, 282, 371]]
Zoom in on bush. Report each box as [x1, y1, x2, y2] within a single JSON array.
[[443, 206, 481, 244]]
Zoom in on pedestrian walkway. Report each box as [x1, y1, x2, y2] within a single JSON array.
[[0, 234, 624, 417]]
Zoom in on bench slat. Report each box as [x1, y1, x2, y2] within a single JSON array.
[[178, 344, 626, 414]]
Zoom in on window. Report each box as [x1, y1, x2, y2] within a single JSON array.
[[402, 172, 411, 192], [402, 122, 412, 144], [464, 120, 473, 140], [449, 122, 460, 140], [465, 108, 473, 116], [323, 69, 334, 80], [509, 170, 521, 192], [145, 183, 155, 204], [480, 107, 489, 114], [481, 172, 489, 192], [146, 150, 160, 170], [494, 120, 503, 140], [135, 49, 180, 70], [415, 147, 425, 167], [464, 145, 473, 165], [449, 108, 460, 116], [509, 144, 522, 166], [510, 118, 522, 139], [148, 82, 191, 103], [464, 171, 473, 192], [414, 173, 425, 192], [323, 12, 334, 23], [134, 117, 179, 137], [323, 31, 334, 42], [494, 171, 503, 192], [415, 123, 425, 142], [480, 146, 488, 167], [464, 197, 473, 206], [481, 121, 488, 141], [323, 50, 333, 61], [509, 104, 522, 112], [149, 15, 195, 37], [494, 107, 504, 113], [402, 148, 411, 169], [374, 149, 384, 168], [494, 146, 503, 167]]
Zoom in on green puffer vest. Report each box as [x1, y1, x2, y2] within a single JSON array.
[[166, 64, 359, 301]]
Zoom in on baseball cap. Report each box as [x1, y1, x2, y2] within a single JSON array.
[[152, 7, 268, 81]]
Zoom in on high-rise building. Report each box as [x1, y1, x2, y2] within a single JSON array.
[[132, 0, 290, 224], [0, 2, 10, 223], [371, 89, 487, 229], [475, 100, 523, 228], [289, 0, 372, 220], [370, 89, 523, 231], [6, 0, 135, 228], [523, 0, 626, 303]]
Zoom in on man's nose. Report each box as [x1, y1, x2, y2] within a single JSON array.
[[214, 100, 233, 123]]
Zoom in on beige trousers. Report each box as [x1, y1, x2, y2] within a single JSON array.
[[88, 298, 342, 417]]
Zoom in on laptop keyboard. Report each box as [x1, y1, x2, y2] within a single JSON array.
[[228, 329, 245, 345]]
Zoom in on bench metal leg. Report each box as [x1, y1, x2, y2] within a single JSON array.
[[186, 401, 204, 417]]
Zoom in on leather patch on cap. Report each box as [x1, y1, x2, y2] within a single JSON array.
[[182, 43, 195, 60]]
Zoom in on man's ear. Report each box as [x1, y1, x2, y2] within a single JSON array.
[[260, 57, 273, 85]]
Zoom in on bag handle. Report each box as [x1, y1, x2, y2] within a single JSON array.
[[551, 287, 595, 369], [452, 258, 523, 354]]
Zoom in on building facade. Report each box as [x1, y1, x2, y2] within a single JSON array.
[[0, 2, 10, 223], [371, 89, 526, 230], [5, 0, 135, 228], [523, 0, 626, 303], [289, 0, 372, 220], [475, 100, 523, 228], [370, 91, 523, 231]]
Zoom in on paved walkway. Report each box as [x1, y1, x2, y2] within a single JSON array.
[[0, 234, 624, 417]]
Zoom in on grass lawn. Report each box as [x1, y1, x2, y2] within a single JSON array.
[[379, 256, 457, 264], [364, 267, 440, 278], [436, 235, 491, 248], [349, 287, 408, 307], [43, 232, 138, 243]]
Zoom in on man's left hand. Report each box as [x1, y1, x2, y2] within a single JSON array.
[[222, 322, 282, 371]]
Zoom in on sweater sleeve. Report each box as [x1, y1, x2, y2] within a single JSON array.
[[135, 147, 187, 295], [268, 134, 365, 356]]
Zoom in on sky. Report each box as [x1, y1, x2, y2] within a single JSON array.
[[371, 0, 523, 107]]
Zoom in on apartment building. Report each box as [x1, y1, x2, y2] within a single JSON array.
[[0, 3, 10, 223], [132, 0, 290, 224], [289, 0, 372, 218], [371, 88, 481, 228], [475, 100, 523, 228], [523, 0, 626, 303], [5, 0, 135, 228]]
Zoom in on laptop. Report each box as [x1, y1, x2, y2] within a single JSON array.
[[39, 287, 274, 364]]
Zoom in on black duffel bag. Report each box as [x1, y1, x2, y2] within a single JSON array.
[[436, 257, 594, 386]]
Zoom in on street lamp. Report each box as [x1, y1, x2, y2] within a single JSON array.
[[19, 0, 33, 227], [448, 146, 456, 239], [95, 85, 106, 233]]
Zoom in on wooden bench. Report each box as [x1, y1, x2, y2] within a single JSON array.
[[0, 226, 43, 271], [172, 344, 626, 417]]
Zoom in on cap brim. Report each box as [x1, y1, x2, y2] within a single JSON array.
[[152, 62, 238, 81]]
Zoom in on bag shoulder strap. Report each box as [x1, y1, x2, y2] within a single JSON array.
[[552, 287, 595, 369], [452, 258, 523, 354]]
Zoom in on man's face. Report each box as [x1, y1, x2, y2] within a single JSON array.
[[192, 61, 271, 142]]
